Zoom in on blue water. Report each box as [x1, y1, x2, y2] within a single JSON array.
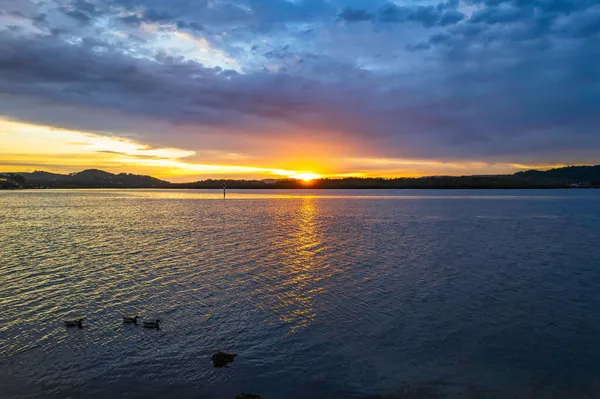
[[1, 189, 600, 399]]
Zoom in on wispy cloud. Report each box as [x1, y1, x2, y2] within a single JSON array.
[[0, 118, 323, 180]]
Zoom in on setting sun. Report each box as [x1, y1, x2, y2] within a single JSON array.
[[290, 173, 321, 182]]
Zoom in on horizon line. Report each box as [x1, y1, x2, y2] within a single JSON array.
[[4, 164, 598, 184]]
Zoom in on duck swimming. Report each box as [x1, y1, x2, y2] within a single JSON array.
[[122, 316, 139, 324], [143, 319, 160, 329], [212, 351, 237, 367], [64, 319, 83, 328]]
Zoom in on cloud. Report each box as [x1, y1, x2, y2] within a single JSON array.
[[59, 0, 101, 24], [469, 6, 529, 24], [117, 8, 178, 26], [339, 1, 466, 27], [338, 7, 373, 22], [0, 0, 599, 171]]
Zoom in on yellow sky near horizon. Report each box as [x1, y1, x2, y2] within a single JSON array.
[[0, 117, 567, 182]]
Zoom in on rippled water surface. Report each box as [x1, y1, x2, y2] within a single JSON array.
[[2, 189, 600, 399]]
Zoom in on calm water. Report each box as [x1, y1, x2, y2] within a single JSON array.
[[2, 189, 600, 399]]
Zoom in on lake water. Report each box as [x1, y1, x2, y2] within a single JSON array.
[[2, 189, 600, 399]]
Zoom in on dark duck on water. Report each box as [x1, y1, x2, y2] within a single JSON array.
[[122, 315, 139, 324], [64, 318, 83, 328], [143, 319, 161, 329], [212, 351, 237, 367]]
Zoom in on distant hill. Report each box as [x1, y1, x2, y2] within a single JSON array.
[[514, 165, 600, 185], [13, 169, 170, 188], [2, 165, 599, 189], [0, 173, 26, 189]]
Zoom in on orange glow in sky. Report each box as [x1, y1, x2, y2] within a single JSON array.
[[0, 117, 568, 181], [0, 118, 333, 181], [289, 173, 322, 182]]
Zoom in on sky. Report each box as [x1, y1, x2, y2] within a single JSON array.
[[0, 0, 599, 181]]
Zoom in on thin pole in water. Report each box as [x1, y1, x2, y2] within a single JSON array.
[[223, 184, 226, 198]]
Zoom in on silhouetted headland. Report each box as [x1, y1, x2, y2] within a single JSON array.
[[2, 165, 600, 190]]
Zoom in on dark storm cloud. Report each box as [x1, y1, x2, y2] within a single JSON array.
[[176, 21, 204, 31], [73, 0, 98, 15], [381, 4, 435, 26], [338, 7, 373, 22], [59, 0, 101, 24], [117, 8, 177, 26], [0, 33, 351, 130], [110, 0, 337, 31], [0, 0, 599, 164], [340, 1, 466, 27], [467, 0, 595, 13], [469, 6, 530, 24], [63, 9, 93, 23]]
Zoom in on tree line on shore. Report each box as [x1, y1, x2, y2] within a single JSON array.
[[2, 165, 600, 190]]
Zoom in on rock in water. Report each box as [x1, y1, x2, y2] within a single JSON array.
[[212, 351, 237, 367], [236, 394, 263, 399]]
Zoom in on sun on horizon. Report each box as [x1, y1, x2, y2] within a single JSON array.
[[290, 173, 322, 182], [0, 118, 575, 182]]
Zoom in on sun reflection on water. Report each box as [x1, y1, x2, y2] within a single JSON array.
[[259, 198, 327, 333]]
